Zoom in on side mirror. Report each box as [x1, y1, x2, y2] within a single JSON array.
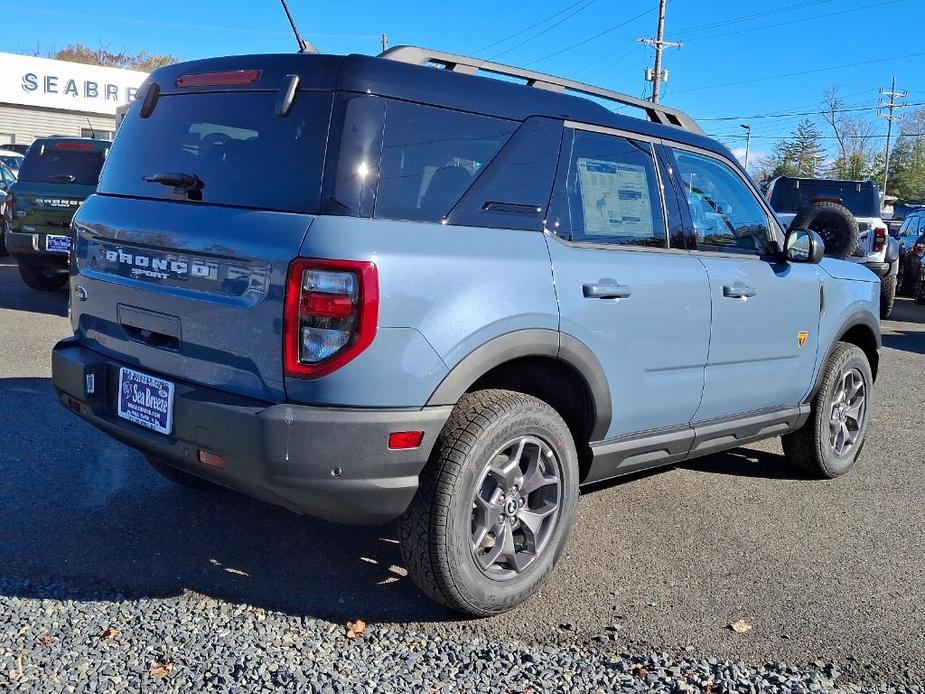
[[785, 227, 824, 264]]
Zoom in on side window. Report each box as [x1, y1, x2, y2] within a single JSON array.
[[671, 149, 772, 255], [554, 130, 666, 247], [375, 101, 518, 223]]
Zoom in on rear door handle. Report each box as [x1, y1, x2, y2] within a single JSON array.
[[723, 283, 758, 299], [583, 282, 632, 300]]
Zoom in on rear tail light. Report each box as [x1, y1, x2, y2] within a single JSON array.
[[915, 242, 925, 255], [874, 225, 887, 253], [284, 259, 379, 379], [53, 142, 95, 151], [2, 191, 11, 222]]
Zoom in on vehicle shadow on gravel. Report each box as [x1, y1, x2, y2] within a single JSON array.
[[0, 259, 68, 317], [0, 377, 457, 624]]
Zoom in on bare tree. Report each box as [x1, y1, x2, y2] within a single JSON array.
[[822, 86, 878, 180]]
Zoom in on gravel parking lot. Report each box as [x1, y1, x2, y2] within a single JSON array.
[[0, 256, 923, 692]]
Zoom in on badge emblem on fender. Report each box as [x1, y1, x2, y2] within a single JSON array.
[[798, 331, 809, 348]]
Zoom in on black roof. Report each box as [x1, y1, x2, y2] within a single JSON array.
[[145, 52, 730, 160]]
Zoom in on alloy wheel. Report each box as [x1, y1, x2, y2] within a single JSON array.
[[470, 436, 562, 581], [829, 367, 867, 457]]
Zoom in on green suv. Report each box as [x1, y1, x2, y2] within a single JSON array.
[[5, 137, 111, 290]]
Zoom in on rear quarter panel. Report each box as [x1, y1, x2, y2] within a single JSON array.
[[290, 216, 559, 407]]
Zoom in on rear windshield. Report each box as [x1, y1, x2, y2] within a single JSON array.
[[769, 179, 880, 218], [98, 91, 332, 213], [0, 154, 21, 170], [18, 146, 106, 185]]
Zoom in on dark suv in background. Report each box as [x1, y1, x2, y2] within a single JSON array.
[[4, 137, 111, 290]]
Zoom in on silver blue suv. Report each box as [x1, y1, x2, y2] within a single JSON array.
[[52, 47, 881, 616]]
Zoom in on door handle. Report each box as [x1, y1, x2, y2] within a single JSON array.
[[583, 282, 632, 300], [723, 283, 758, 299]]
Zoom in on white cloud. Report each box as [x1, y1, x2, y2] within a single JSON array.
[[730, 146, 768, 174]]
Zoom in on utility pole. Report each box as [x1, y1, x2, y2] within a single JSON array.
[[638, 0, 682, 103], [878, 76, 907, 197], [740, 124, 752, 172], [380, 33, 389, 53]]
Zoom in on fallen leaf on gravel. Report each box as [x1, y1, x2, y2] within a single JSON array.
[[252, 607, 266, 621], [149, 663, 174, 678], [98, 627, 120, 640], [38, 635, 54, 646], [346, 620, 367, 639], [632, 665, 649, 678], [728, 619, 752, 633]]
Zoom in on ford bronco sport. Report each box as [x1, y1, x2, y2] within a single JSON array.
[[6, 137, 111, 291], [52, 48, 881, 616]]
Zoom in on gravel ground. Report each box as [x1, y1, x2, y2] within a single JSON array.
[[0, 257, 923, 692], [1, 578, 921, 694]]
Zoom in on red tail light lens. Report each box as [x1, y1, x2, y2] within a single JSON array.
[[53, 142, 95, 151], [284, 259, 379, 379], [874, 225, 887, 253], [3, 191, 12, 222], [915, 242, 925, 255]]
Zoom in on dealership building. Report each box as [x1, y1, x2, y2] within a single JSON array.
[[0, 52, 147, 147]]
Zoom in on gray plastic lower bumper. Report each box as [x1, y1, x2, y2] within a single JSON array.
[[52, 338, 452, 525]]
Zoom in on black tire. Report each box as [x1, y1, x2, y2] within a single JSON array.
[[781, 343, 873, 479], [18, 259, 67, 291], [880, 273, 897, 320], [916, 272, 925, 305], [790, 201, 859, 260], [399, 389, 579, 617], [0, 224, 8, 258], [145, 455, 214, 490], [897, 257, 909, 297]]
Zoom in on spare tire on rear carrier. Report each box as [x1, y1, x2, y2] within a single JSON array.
[[789, 201, 859, 261]]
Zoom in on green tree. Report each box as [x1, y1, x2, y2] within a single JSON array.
[[878, 108, 925, 201], [53, 43, 177, 72], [822, 86, 878, 180], [760, 119, 825, 180]]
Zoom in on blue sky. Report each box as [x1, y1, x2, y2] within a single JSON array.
[[1, 0, 923, 162]]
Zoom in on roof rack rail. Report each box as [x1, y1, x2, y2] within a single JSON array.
[[379, 45, 704, 135]]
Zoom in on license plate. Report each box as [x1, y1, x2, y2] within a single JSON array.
[[117, 367, 175, 435], [45, 234, 70, 254]]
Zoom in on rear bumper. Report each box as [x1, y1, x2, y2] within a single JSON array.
[[6, 230, 69, 266], [862, 260, 895, 279], [52, 338, 452, 525]]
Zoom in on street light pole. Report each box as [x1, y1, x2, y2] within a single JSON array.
[[740, 124, 751, 172]]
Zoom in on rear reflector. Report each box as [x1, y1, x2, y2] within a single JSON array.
[[54, 142, 95, 151], [198, 450, 226, 468], [176, 70, 262, 88], [388, 431, 424, 450]]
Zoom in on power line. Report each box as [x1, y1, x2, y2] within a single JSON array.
[[672, 50, 925, 95], [698, 101, 925, 122], [522, 4, 656, 66], [708, 132, 925, 140], [471, 0, 592, 55], [684, 0, 907, 44], [491, 0, 599, 60], [674, 0, 838, 34]]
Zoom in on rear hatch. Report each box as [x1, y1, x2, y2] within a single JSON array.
[[11, 139, 108, 236], [769, 178, 884, 258], [71, 57, 338, 402]]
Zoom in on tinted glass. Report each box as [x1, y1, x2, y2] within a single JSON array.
[[555, 130, 665, 247], [447, 118, 562, 231], [0, 155, 21, 171], [18, 146, 106, 186], [376, 101, 517, 223], [99, 92, 332, 213], [673, 150, 771, 255], [769, 179, 880, 218]]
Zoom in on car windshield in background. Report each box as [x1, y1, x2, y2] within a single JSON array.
[[17, 145, 106, 186], [1, 155, 22, 171], [770, 179, 880, 218], [98, 92, 333, 213]]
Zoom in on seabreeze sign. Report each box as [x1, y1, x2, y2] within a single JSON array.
[[0, 52, 148, 116]]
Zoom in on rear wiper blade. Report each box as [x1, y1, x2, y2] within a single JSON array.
[[49, 174, 76, 183], [143, 172, 203, 190]]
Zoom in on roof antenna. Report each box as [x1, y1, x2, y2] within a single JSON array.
[[86, 117, 97, 139], [279, 0, 318, 54]]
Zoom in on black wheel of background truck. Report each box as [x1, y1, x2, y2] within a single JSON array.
[[145, 455, 214, 491], [398, 389, 579, 617], [880, 273, 897, 320], [790, 201, 859, 261], [0, 225, 8, 258], [897, 257, 908, 297], [781, 342, 872, 479], [17, 259, 67, 291]]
